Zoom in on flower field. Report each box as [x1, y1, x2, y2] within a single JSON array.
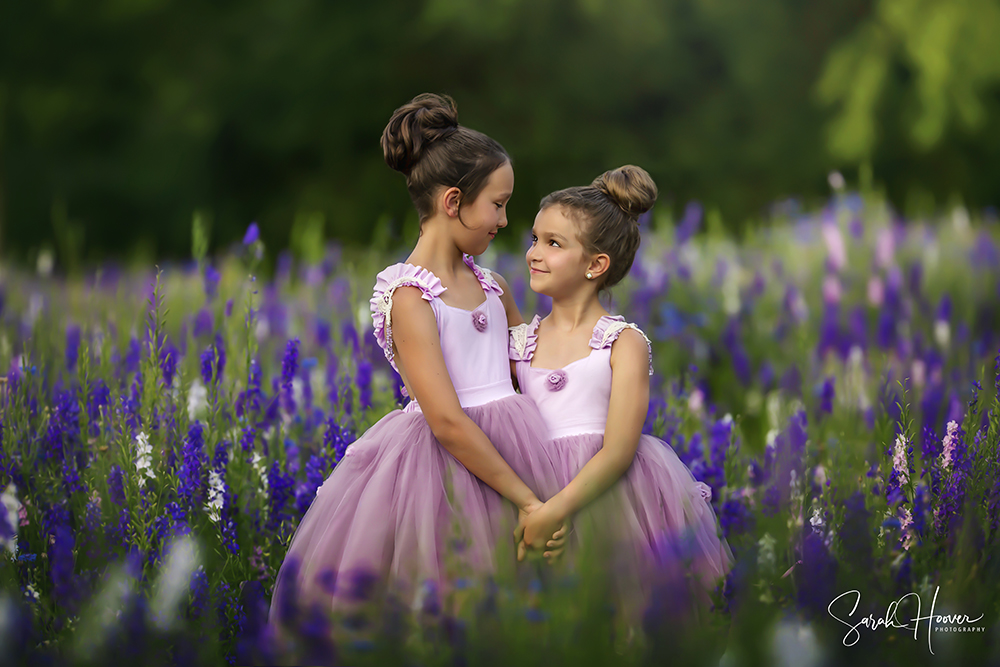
[[1, 191, 999, 666]]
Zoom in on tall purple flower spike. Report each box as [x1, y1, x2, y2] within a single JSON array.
[[546, 369, 568, 392], [472, 310, 488, 332]]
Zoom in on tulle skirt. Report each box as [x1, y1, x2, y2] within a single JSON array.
[[547, 432, 734, 614], [268, 394, 561, 624]]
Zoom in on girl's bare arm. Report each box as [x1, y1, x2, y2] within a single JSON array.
[[391, 285, 540, 511], [520, 328, 649, 548]]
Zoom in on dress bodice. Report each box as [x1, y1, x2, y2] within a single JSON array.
[[509, 315, 652, 439], [370, 256, 515, 410]]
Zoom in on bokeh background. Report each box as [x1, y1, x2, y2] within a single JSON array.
[[3, 0, 1000, 264]]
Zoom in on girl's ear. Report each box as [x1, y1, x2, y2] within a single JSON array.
[[441, 187, 463, 218], [587, 253, 611, 280]]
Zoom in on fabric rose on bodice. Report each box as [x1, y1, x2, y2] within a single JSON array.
[[545, 369, 568, 392], [472, 310, 488, 332]]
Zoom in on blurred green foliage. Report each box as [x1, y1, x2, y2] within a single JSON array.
[[1, 0, 999, 264]]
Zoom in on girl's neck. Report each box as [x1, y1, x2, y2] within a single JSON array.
[[546, 292, 608, 333], [407, 219, 467, 280]]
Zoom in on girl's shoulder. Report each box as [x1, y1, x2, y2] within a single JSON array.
[[369, 262, 448, 371], [589, 315, 653, 376], [508, 314, 541, 361]]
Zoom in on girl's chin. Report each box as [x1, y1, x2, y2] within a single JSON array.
[[527, 275, 555, 297]]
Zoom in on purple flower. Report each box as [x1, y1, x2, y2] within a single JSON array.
[[545, 370, 568, 392], [108, 465, 126, 506], [243, 222, 260, 245], [354, 359, 372, 411], [720, 498, 753, 537], [225, 298, 233, 318], [796, 528, 837, 615], [281, 338, 300, 415], [316, 319, 331, 349], [819, 376, 835, 414], [178, 422, 206, 506], [203, 265, 220, 299], [193, 309, 213, 338], [471, 310, 488, 332], [65, 325, 81, 371], [200, 347, 216, 385], [676, 201, 702, 245]]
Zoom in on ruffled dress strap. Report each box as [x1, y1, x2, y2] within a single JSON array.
[[370, 263, 447, 372], [589, 315, 654, 375], [463, 255, 504, 295], [508, 314, 541, 361]]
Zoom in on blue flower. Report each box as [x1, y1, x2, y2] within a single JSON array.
[[203, 265, 220, 299], [243, 222, 260, 245]]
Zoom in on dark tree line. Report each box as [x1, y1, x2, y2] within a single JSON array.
[[1, 0, 998, 263]]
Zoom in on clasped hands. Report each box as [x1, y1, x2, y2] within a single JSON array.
[[514, 500, 570, 563]]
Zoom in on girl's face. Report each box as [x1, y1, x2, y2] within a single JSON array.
[[526, 205, 592, 297], [453, 161, 514, 256]]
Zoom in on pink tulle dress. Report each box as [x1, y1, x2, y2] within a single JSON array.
[[270, 256, 561, 620], [509, 314, 734, 608]]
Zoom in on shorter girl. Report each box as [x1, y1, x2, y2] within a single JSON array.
[[511, 165, 733, 619]]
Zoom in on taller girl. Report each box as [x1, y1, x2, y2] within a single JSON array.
[[270, 94, 560, 622]]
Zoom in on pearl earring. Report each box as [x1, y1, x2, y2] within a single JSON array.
[[586, 272, 593, 280]]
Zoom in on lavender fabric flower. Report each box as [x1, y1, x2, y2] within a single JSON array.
[[545, 369, 568, 392], [472, 310, 488, 332]]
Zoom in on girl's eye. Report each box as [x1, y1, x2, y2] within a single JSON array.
[[530, 235, 537, 243], [549, 240, 560, 248], [495, 203, 503, 209]]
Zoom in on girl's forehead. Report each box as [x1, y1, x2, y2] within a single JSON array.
[[533, 206, 575, 233]]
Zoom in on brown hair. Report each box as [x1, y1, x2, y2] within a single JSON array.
[[540, 165, 658, 288], [382, 93, 510, 223]]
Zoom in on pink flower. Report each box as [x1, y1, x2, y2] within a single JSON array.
[[867, 276, 884, 307], [822, 274, 842, 305], [899, 507, 915, 550], [822, 223, 847, 272], [940, 421, 959, 470], [546, 370, 568, 392], [471, 310, 488, 332], [892, 434, 909, 486]]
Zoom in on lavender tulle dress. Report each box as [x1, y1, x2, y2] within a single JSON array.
[[270, 257, 560, 621], [510, 314, 734, 609]]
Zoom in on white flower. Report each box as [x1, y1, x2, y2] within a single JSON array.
[[1, 484, 22, 555], [810, 506, 824, 531], [187, 379, 207, 421], [24, 584, 39, 602], [150, 536, 199, 632], [251, 453, 269, 493], [205, 470, 226, 524], [134, 431, 156, 488], [934, 320, 950, 349], [757, 533, 777, 574]]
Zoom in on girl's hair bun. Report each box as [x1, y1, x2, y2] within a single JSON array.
[[591, 165, 657, 219], [381, 93, 460, 174]]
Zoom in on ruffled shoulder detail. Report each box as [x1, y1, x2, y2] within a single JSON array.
[[589, 315, 653, 375], [509, 314, 541, 361], [369, 263, 447, 372], [463, 255, 504, 295]]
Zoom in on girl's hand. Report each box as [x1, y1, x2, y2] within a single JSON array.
[[516, 502, 565, 562], [543, 522, 571, 563], [513, 498, 542, 554]]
